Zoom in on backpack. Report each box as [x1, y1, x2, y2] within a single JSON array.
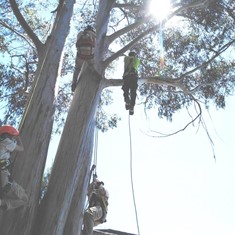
[[76, 31, 95, 60]]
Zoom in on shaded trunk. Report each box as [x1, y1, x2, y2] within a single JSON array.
[[0, 1, 75, 235], [35, 64, 103, 235]]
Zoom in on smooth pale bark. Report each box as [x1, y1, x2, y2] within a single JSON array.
[[35, 63, 103, 235], [0, 1, 75, 235]]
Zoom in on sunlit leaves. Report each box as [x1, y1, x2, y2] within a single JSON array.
[[136, 0, 235, 120], [0, 0, 54, 125], [96, 89, 121, 132], [1, 0, 235, 128]]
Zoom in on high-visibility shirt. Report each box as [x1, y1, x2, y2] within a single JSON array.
[[124, 55, 140, 75]]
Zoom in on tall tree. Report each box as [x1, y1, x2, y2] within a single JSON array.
[[0, 0, 75, 234], [0, 0, 234, 235], [35, 1, 235, 235]]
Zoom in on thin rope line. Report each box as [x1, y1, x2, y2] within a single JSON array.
[[128, 114, 141, 235], [93, 127, 98, 174]]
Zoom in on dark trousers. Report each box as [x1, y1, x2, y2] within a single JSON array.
[[122, 75, 138, 107]]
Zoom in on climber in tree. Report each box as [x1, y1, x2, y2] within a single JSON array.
[[71, 25, 96, 92], [0, 125, 28, 211], [122, 51, 140, 115], [82, 177, 109, 235]]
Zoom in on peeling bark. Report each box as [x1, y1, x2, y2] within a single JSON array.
[[35, 64, 103, 235], [0, 1, 75, 235]]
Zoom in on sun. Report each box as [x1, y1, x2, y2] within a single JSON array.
[[148, 0, 172, 21]]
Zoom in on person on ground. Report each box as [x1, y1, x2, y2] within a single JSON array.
[[82, 178, 109, 235], [122, 51, 140, 115], [72, 25, 96, 92], [0, 125, 28, 211]]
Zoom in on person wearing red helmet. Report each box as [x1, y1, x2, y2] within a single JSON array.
[[0, 125, 19, 136], [0, 125, 28, 211]]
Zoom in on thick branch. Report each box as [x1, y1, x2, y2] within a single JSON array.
[[96, 0, 116, 47], [103, 3, 192, 67], [0, 21, 35, 49], [103, 0, 217, 68], [9, 0, 43, 52], [106, 18, 148, 45], [113, 3, 140, 10], [102, 76, 183, 91], [102, 78, 123, 89], [178, 38, 235, 82]]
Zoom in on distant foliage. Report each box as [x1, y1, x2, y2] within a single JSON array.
[[0, 0, 234, 127]]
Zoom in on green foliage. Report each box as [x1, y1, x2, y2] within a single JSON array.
[[0, 0, 55, 125], [136, 0, 235, 119], [0, 0, 235, 128], [96, 89, 121, 132]]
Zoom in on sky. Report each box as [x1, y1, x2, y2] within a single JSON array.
[[44, 1, 235, 234], [92, 90, 235, 235], [47, 88, 235, 235], [1, 1, 234, 234]]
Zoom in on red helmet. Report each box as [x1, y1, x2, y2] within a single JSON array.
[[0, 125, 20, 136]]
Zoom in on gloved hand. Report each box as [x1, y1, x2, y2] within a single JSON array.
[[0, 159, 11, 169]]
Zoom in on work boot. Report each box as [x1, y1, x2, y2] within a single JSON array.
[[0, 199, 7, 211], [125, 102, 130, 110], [71, 81, 77, 92], [129, 106, 134, 115]]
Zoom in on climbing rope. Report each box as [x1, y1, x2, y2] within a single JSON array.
[[128, 114, 141, 235], [159, 21, 165, 69], [92, 127, 98, 175], [84, 127, 99, 210]]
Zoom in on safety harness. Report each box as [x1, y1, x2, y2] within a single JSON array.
[[0, 136, 13, 198], [0, 159, 13, 198], [123, 57, 139, 79], [88, 165, 108, 223], [76, 30, 95, 60]]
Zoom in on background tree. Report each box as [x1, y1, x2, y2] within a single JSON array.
[[0, 0, 234, 235], [0, 0, 76, 234]]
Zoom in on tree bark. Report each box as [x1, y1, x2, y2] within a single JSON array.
[[0, 1, 75, 235], [35, 63, 103, 235]]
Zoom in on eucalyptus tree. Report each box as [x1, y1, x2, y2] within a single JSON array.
[[0, 1, 234, 235], [0, 0, 75, 234], [36, 1, 235, 235]]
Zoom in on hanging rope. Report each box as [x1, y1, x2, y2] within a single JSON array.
[[159, 21, 165, 69], [128, 114, 141, 235], [84, 127, 98, 210], [92, 127, 98, 176]]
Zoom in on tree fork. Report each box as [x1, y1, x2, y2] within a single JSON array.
[[0, 0, 75, 234], [34, 64, 103, 235]]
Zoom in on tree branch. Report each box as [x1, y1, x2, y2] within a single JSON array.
[[0, 21, 35, 50], [106, 16, 151, 45], [142, 96, 202, 138], [102, 75, 187, 95], [177, 38, 235, 82], [103, 1, 198, 67], [103, 0, 217, 68], [113, 3, 140, 10], [9, 0, 43, 52]]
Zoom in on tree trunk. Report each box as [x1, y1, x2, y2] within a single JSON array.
[[35, 63, 103, 235], [0, 1, 75, 235]]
